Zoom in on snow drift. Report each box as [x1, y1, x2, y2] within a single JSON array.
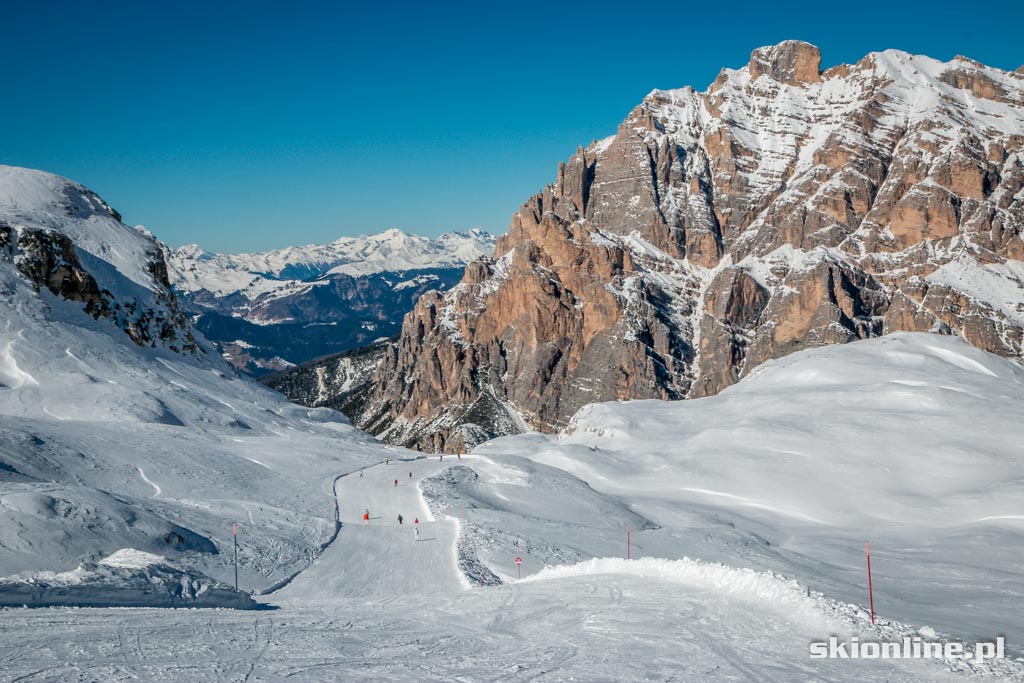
[[0, 549, 257, 609]]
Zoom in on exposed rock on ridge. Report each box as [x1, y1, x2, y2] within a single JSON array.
[[0, 167, 202, 354]]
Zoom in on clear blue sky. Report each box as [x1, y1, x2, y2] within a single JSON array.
[[3, 1, 1021, 253]]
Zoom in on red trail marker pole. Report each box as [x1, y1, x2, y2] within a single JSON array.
[[233, 522, 239, 591], [866, 541, 875, 624]]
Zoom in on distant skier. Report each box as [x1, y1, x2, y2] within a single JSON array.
[[398, 514, 404, 525], [394, 478, 398, 487], [458, 453, 461, 461], [359, 470, 363, 478], [385, 457, 390, 466], [408, 471, 412, 478], [363, 509, 369, 524], [440, 454, 443, 462], [414, 526, 420, 541]]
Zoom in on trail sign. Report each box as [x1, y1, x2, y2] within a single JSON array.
[[515, 556, 522, 579]]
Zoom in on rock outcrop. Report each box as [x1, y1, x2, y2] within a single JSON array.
[[0, 167, 201, 355], [349, 43, 1024, 451]]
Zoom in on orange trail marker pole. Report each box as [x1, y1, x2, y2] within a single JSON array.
[[233, 522, 239, 591], [866, 541, 875, 624]]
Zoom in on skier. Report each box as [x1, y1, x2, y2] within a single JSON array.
[[409, 471, 412, 478], [398, 514, 404, 525], [359, 470, 363, 478], [414, 526, 420, 541], [385, 457, 390, 466], [363, 509, 369, 524], [440, 454, 443, 462], [394, 478, 398, 487], [458, 453, 461, 461]]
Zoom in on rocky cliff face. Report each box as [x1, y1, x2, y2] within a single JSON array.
[[260, 338, 392, 417], [350, 42, 1024, 452]]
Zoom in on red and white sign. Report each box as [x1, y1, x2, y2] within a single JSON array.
[[515, 557, 522, 565]]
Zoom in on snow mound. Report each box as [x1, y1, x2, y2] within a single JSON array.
[[0, 548, 257, 609], [98, 548, 165, 569], [523, 557, 1024, 679], [525, 557, 831, 626]]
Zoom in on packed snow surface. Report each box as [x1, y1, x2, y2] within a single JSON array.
[[5, 449, 1017, 680]]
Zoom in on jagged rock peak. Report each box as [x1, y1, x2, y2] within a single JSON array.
[[748, 40, 822, 85], [343, 45, 1024, 453]]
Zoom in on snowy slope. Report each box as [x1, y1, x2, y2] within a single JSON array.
[[0, 562, 986, 681], [0, 165, 391, 589], [472, 333, 1024, 655]]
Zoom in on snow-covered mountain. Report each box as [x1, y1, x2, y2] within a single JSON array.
[[168, 227, 495, 294], [0, 164, 386, 591], [349, 41, 1024, 452], [165, 228, 495, 374]]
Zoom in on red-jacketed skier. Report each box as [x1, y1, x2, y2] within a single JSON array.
[[394, 478, 398, 487]]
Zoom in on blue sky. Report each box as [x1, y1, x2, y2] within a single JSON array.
[[3, 1, 1021, 253]]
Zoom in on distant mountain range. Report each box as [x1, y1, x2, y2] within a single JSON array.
[[164, 228, 495, 375]]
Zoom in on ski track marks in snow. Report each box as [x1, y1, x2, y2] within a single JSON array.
[[135, 466, 161, 497]]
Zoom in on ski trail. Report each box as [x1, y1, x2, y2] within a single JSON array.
[[243, 457, 272, 470], [275, 458, 466, 601], [136, 466, 161, 497], [0, 338, 38, 388], [155, 358, 186, 377]]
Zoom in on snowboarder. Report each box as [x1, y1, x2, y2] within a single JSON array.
[[363, 509, 369, 524], [398, 514, 404, 525], [394, 478, 398, 487]]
